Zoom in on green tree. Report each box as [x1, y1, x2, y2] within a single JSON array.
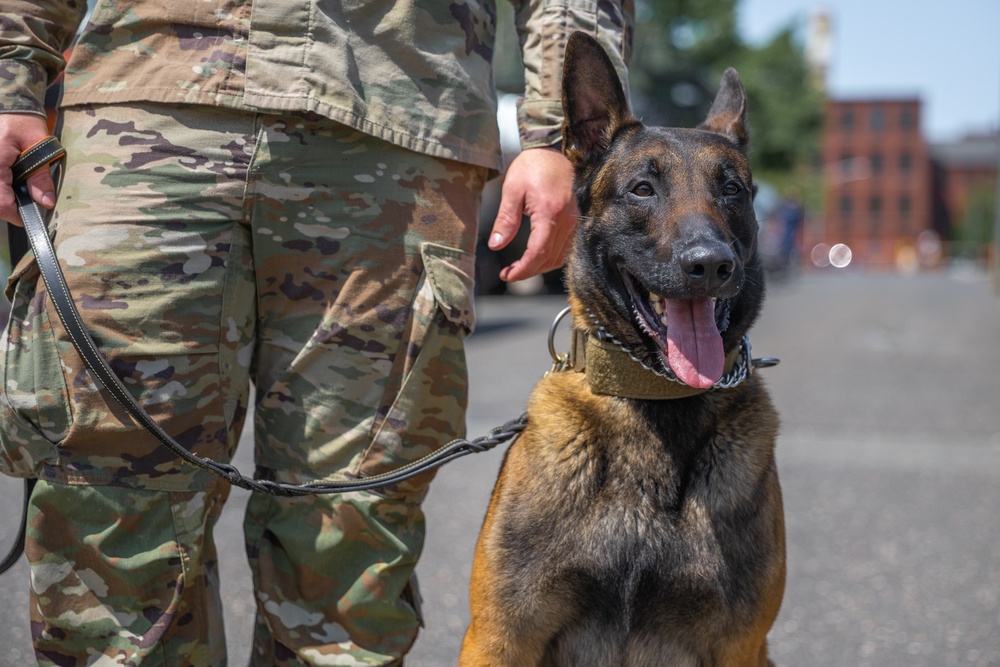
[[736, 28, 824, 175], [629, 0, 822, 183], [629, 0, 743, 130], [955, 183, 996, 257], [491, 0, 822, 186]]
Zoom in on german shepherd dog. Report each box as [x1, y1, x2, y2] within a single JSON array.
[[460, 33, 785, 667]]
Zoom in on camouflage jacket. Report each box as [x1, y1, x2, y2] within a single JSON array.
[[0, 0, 632, 170]]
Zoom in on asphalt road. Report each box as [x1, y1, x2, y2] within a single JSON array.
[[1, 268, 999, 666]]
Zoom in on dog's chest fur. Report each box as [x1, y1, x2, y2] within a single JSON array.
[[493, 370, 780, 658]]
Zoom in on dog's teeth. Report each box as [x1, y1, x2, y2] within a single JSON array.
[[653, 300, 664, 315], [660, 313, 669, 327], [649, 292, 661, 303]]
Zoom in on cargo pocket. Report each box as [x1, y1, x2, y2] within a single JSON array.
[[0, 254, 71, 477], [422, 242, 476, 337], [359, 242, 476, 496]]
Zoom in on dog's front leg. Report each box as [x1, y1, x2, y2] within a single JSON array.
[[460, 468, 560, 667], [461, 570, 554, 666]]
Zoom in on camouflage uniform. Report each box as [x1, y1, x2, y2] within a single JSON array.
[[0, 1, 632, 665]]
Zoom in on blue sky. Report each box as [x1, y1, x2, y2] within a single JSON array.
[[738, 0, 1000, 142]]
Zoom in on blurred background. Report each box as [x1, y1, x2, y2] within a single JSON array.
[[478, 0, 1000, 294], [1, 1, 999, 666]]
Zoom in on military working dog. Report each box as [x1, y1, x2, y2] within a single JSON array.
[[460, 33, 785, 667]]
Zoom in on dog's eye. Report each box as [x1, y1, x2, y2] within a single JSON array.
[[631, 182, 655, 198], [723, 181, 741, 196]]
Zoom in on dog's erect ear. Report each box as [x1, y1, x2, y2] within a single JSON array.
[[699, 68, 749, 152], [561, 32, 633, 166]]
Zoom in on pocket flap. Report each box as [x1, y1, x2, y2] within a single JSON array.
[[420, 242, 476, 334], [4, 251, 39, 303]]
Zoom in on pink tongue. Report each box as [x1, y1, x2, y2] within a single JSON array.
[[661, 297, 724, 389]]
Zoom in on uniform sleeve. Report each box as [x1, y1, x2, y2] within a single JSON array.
[[0, 1, 87, 116], [511, 0, 633, 150]]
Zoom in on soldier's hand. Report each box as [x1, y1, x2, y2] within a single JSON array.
[[488, 146, 578, 283], [0, 113, 57, 226]]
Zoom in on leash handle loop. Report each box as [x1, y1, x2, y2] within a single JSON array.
[[0, 138, 65, 576]]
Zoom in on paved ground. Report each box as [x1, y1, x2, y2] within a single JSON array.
[[1, 268, 999, 666]]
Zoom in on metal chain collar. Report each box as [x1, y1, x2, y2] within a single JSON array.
[[547, 306, 777, 391]]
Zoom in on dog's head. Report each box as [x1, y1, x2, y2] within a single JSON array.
[[561, 32, 764, 390]]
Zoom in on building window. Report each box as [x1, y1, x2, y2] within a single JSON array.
[[870, 152, 883, 176], [869, 196, 882, 217], [901, 107, 915, 132], [871, 107, 885, 132], [840, 151, 853, 175], [899, 195, 911, 233], [869, 196, 882, 235], [838, 195, 854, 236], [899, 151, 912, 174], [840, 109, 854, 131], [839, 195, 853, 218]]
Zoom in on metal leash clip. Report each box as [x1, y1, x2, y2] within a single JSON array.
[[546, 306, 573, 375]]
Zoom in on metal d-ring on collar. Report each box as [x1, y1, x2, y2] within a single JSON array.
[[547, 305, 779, 390], [547, 305, 574, 371]]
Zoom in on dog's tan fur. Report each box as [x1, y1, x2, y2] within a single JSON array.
[[461, 33, 785, 667]]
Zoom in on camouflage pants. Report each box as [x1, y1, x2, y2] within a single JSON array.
[[1, 104, 486, 665]]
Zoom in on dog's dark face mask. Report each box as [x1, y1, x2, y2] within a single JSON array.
[[561, 33, 765, 389]]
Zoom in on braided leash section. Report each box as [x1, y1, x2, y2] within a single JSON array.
[[204, 413, 528, 496]]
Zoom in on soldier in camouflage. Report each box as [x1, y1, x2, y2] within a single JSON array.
[[0, 1, 632, 665]]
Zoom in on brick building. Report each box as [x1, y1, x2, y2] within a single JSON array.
[[816, 97, 934, 269], [929, 133, 999, 256]]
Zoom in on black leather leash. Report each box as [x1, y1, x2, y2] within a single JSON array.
[[0, 136, 526, 573]]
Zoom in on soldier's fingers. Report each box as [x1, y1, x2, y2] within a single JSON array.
[[27, 168, 57, 209], [0, 169, 21, 226], [499, 215, 555, 283]]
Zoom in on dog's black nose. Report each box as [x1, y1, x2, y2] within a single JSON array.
[[678, 242, 736, 291]]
